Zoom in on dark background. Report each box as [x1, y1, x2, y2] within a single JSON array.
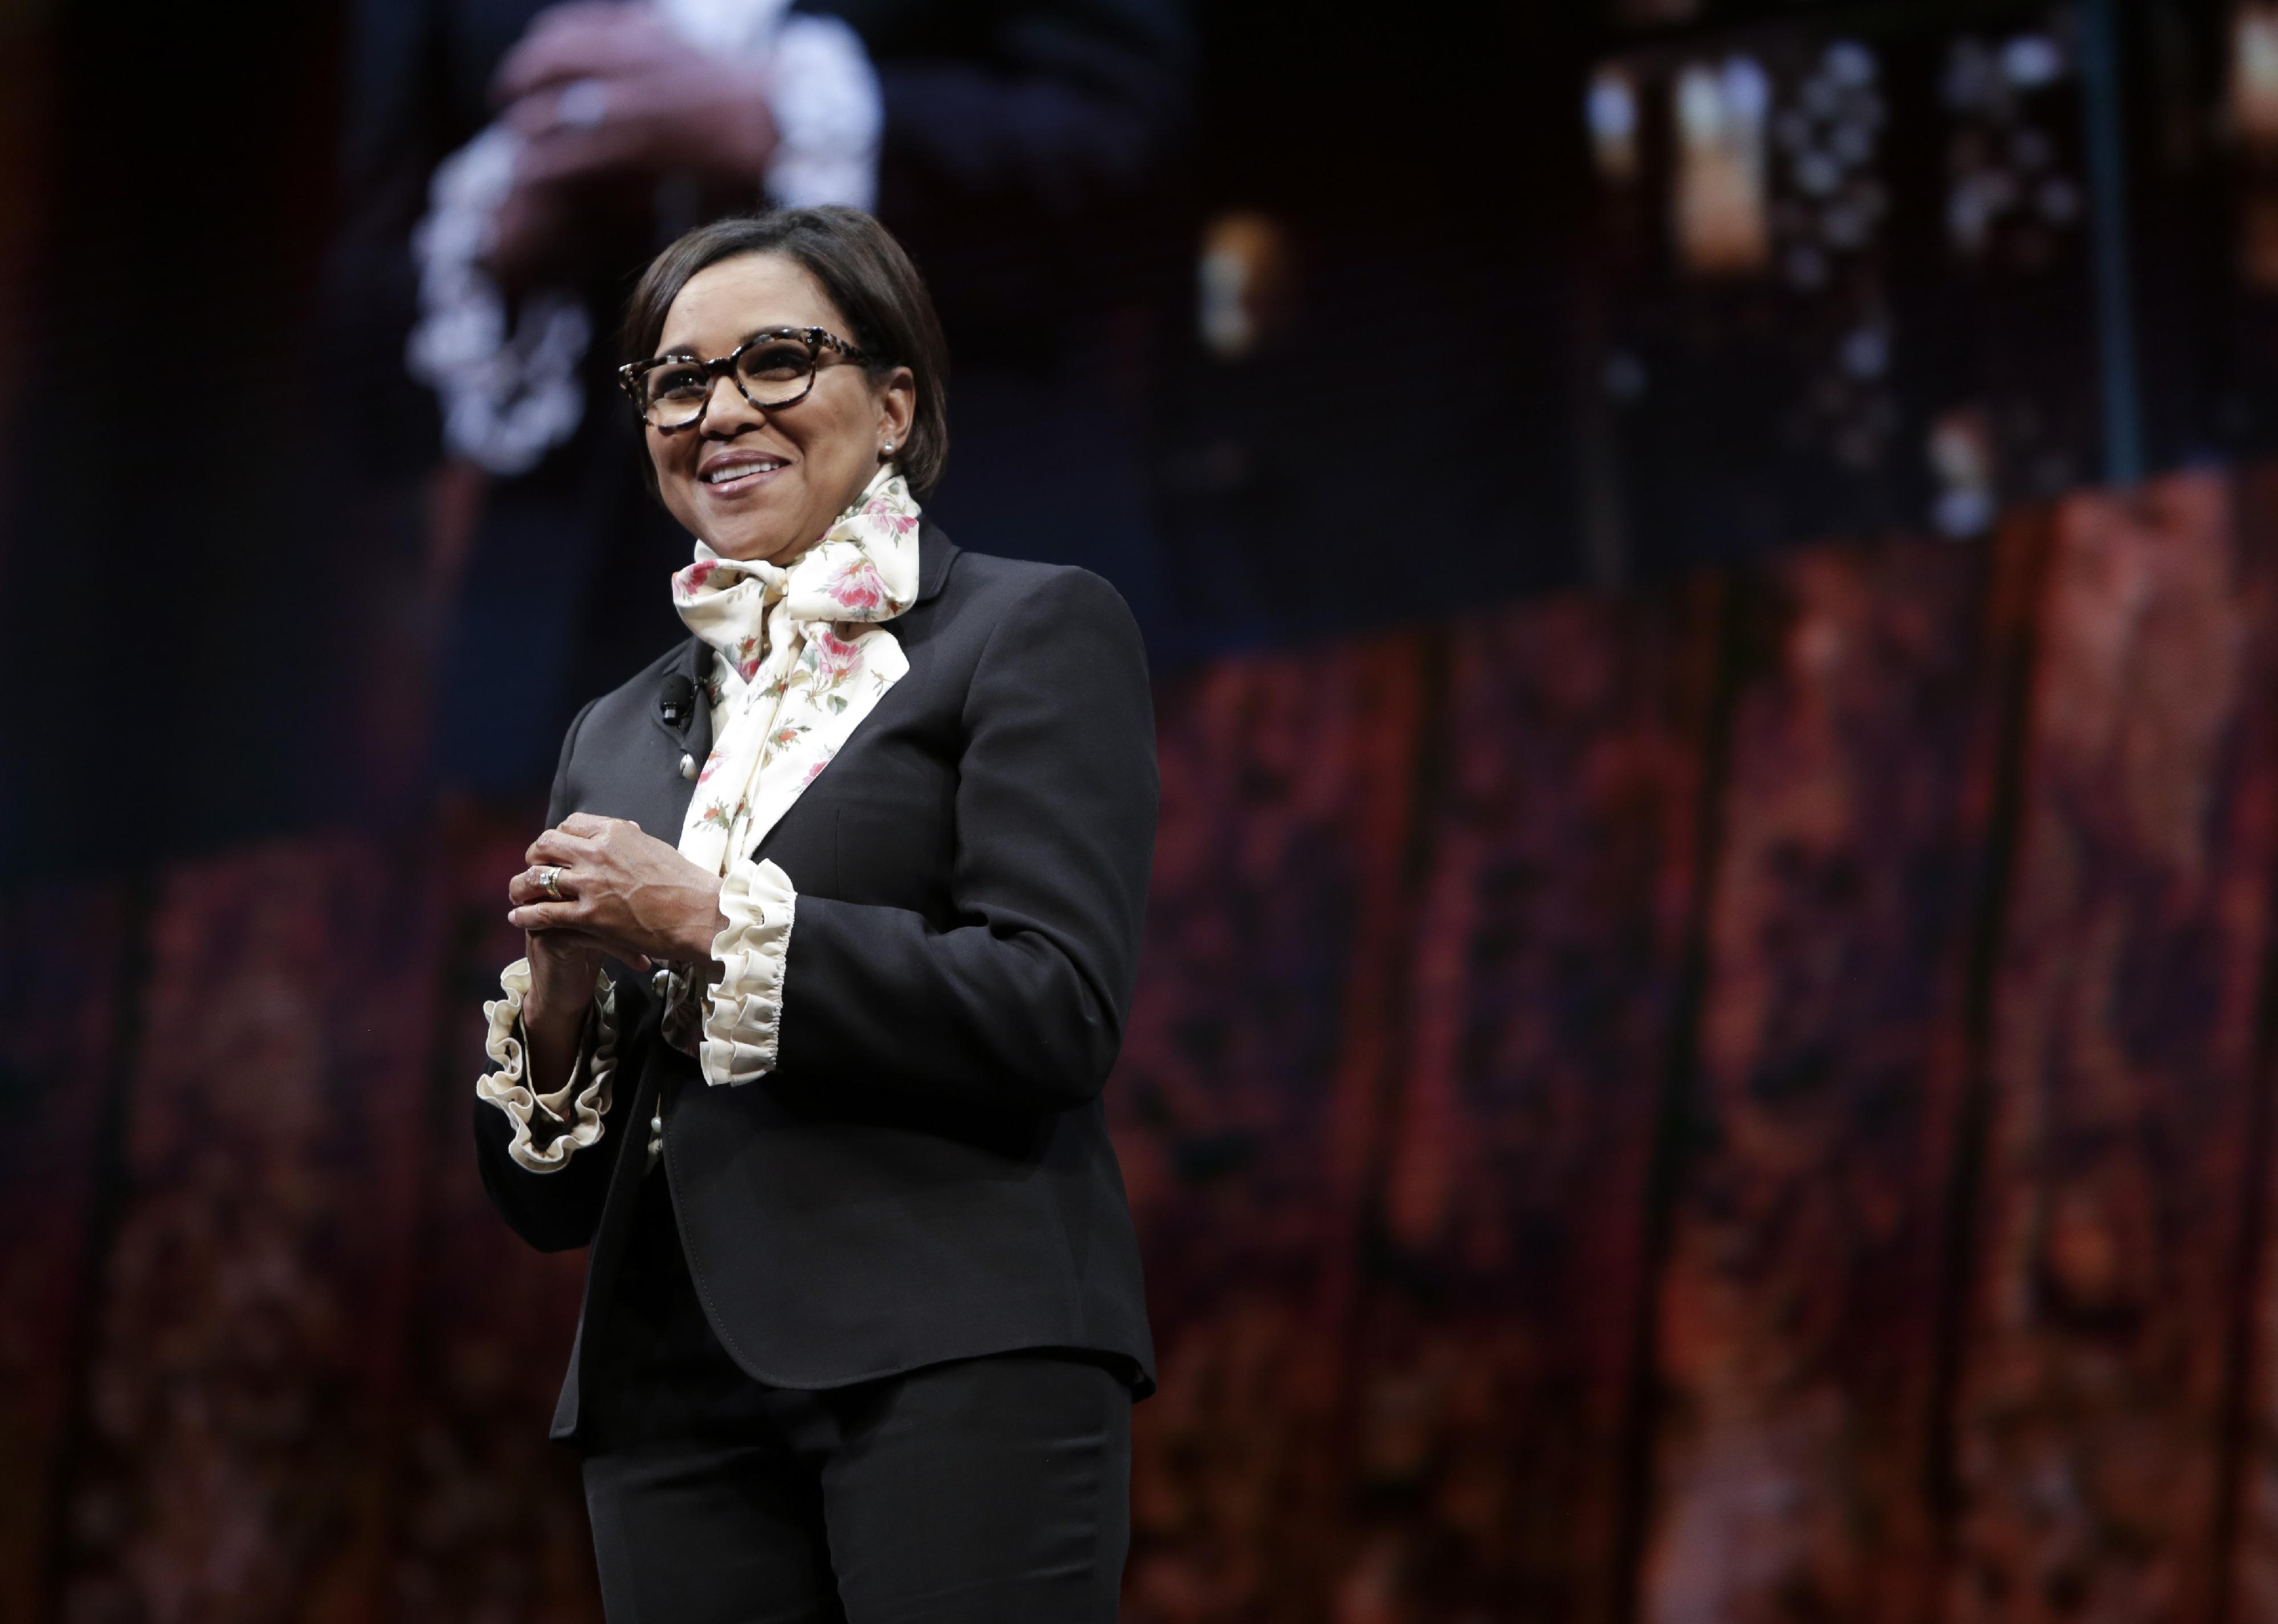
[[0, 0, 1593, 871], [13, 2, 2278, 1620], [14, 0, 2277, 871]]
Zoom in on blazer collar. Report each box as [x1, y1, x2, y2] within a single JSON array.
[[915, 519, 958, 604]]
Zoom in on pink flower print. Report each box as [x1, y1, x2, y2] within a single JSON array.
[[860, 497, 918, 538], [698, 802, 737, 833], [673, 559, 720, 601], [733, 635, 763, 683], [697, 752, 724, 785], [810, 627, 865, 683], [768, 723, 810, 754], [803, 628, 867, 714], [827, 557, 891, 612], [802, 750, 838, 786]]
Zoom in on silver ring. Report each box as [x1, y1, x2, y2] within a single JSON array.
[[556, 77, 609, 132], [538, 865, 564, 900]]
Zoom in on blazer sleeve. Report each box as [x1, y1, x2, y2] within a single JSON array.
[[775, 567, 1158, 1114], [471, 695, 651, 1251]]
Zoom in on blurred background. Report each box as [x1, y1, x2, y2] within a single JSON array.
[[10, 0, 2278, 1618]]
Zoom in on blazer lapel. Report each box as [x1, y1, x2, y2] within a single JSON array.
[[913, 519, 958, 606], [742, 523, 957, 863]]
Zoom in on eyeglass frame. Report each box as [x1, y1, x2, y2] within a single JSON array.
[[615, 325, 879, 429]]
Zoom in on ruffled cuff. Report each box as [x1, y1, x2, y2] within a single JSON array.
[[700, 857, 798, 1087], [764, 13, 883, 210], [477, 960, 618, 1173], [655, 959, 716, 1060]]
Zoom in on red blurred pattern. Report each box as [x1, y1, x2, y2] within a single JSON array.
[[1950, 478, 2278, 1623], [387, 809, 598, 1624], [1114, 636, 1423, 1619], [1354, 586, 1719, 1624], [1644, 537, 2008, 1624], [55, 842, 441, 1621], [18, 467, 2278, 1622]]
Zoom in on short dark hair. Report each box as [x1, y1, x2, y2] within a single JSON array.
[[619, 206, 950, 498]]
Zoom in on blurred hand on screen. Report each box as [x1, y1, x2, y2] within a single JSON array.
[[485, 2, 778, 286]]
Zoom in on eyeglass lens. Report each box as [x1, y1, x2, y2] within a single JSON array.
[[642, 336, 819, 423]]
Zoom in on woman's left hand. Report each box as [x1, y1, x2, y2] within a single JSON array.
[[509, 813, 729, 968]]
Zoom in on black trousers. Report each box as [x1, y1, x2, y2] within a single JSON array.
[[578, 1173, 1133, 1623]]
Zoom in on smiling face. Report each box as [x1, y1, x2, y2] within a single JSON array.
[[645, 252, 916, 564]]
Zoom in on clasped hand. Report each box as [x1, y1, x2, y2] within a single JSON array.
[[508, 813, 728, 1038]]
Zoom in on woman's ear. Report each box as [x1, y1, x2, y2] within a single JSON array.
[[877, 366, 917, 459]]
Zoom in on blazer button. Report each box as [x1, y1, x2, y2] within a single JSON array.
[[680, 753, 698, 780]]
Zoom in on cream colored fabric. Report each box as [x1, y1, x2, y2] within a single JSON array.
[[668, 464, 919, 1086], [700, 856, 799, 1086], [672, 466, 920, 876], [477, 961, 619, 1173]]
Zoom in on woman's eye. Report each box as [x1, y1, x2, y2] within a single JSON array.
[[651, 368, 707, 400], [741, 345, 811, 383]]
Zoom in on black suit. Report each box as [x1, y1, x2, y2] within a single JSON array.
[[475, 524, 1158, 1446]]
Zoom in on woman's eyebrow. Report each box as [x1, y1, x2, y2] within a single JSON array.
[[653, 325, 795, 361]]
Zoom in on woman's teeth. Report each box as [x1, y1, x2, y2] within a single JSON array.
[[703, 460, 785, 485]]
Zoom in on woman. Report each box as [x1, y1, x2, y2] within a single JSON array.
[[472, 206, 1157, 1621]]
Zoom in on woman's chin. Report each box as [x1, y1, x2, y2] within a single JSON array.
[[701, 519, 813, 564]]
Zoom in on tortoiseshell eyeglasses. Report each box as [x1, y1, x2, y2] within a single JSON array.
[[616, 326, 876, 429]]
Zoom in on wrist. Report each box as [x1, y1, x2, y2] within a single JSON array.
[[521, 980, 592, 1040], [679, 887, 729, 963]]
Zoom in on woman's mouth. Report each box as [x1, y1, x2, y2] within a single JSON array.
[[699, 456, 789, 496]]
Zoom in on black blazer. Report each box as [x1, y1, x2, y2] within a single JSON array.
[[474, 523, 1160, 1435]]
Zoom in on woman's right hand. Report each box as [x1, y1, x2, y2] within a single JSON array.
[[520, 915, 608, 1097]]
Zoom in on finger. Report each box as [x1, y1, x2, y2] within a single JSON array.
[[516, 915, 657, 979], [492, 42, 593, 108], [525, 927, 617, 961], [493, 7, 643, 103], [507, 900, 586, 932], [512, 125, 634, 187], [500, 91, 569, 138], [527, 828, 599, 866], [556, 810, 650, 850], [507, 866, 579, 906], [542, 910, 660, 969], [496, 11, 681, 106], [530, 924, 652, 975]]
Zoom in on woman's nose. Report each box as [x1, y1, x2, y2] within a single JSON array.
[[698, 372, 762, 432]]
